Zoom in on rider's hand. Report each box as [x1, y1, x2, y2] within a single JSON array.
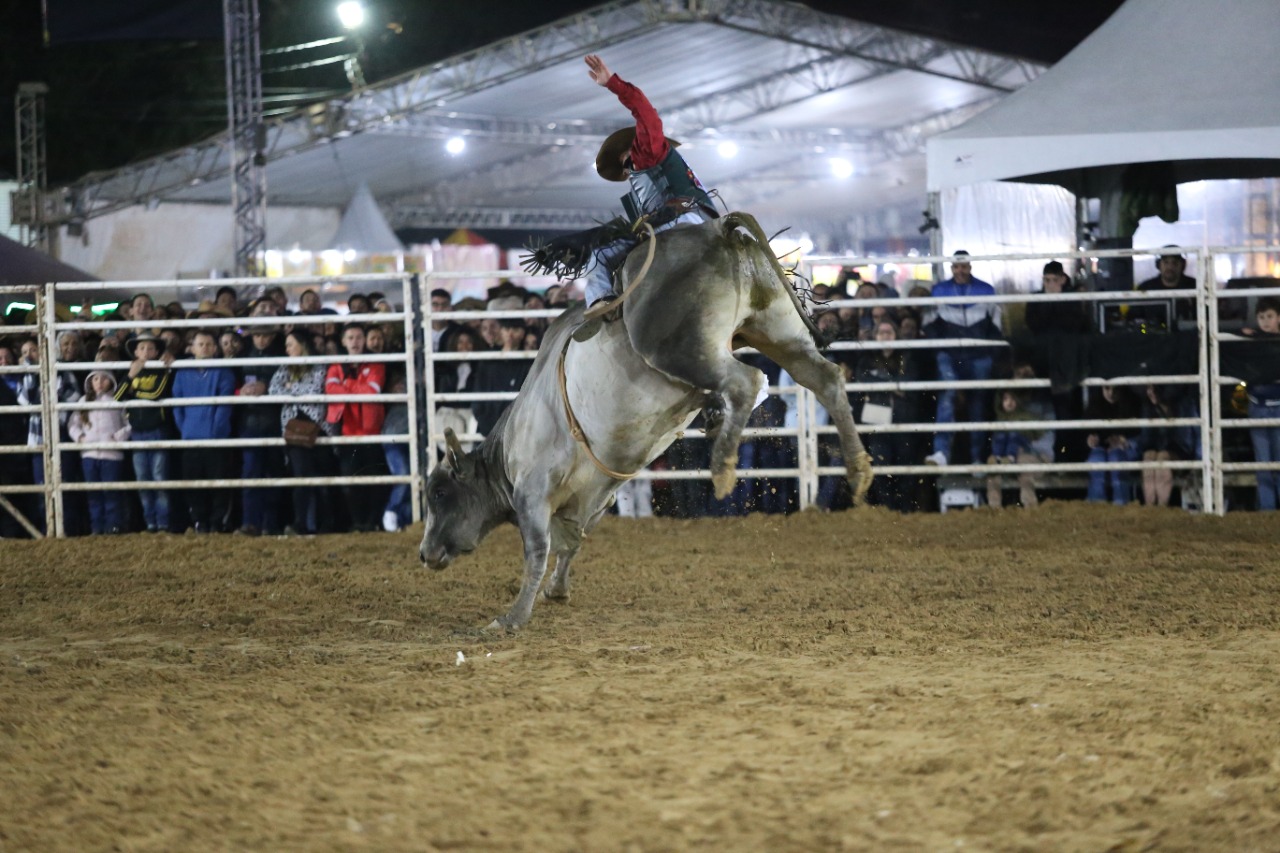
[[585, 54, 612, 86]]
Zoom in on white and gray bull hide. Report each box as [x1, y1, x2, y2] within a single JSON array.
[[419, 212, 872, 630]]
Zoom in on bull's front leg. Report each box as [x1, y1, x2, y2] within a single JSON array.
[[489, 498, 552, 632]]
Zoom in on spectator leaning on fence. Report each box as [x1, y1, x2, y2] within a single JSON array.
[[115, 332, 175, 533], [377, 334, 412, 533], [855, 318, 922, 513], [172, 330, 236, 534], [1240, 297, 1280, 510], [234, 323, 286, 536], [270, 331, 336, 536], [471, 319, 532, 439], [923, 250, 1003, 469], [325, 323, 387, 533]]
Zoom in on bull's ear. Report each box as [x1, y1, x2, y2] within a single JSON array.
[[444, 427, 469, 480]]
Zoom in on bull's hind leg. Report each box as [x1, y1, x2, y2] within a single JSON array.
[[543, 551, 575, 602], [754, 337, 873, 504], [645, 348, 765, 499], [542, 499, 610, 602]]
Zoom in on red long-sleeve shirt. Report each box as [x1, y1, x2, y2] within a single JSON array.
[[606, 73, 669, 170]]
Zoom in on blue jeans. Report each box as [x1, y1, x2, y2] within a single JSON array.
[[585, 211, 705, 305], [1087, 443, 1139, 505], [932, 350, 994, 463], [82, 456, 126, 533], [241, 444, 282, 533], [1248, 400, 1280, 511], [991, 430, 1034, 459], [131, 428, 171, 531], [383, 441, 412, 527]]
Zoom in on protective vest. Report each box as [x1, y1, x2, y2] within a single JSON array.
[[621, 148, 717, 222]]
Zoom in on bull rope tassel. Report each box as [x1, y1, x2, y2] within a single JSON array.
[[556, 340, 638, 481], [582, 220, 657, 321]]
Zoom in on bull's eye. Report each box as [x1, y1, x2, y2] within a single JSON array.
[[431, 486, 447, 502]]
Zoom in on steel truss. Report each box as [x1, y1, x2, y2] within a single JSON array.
[[46, 0, 1044, 230], [12, 82, 50, 250], [224, 0, 268, 276]]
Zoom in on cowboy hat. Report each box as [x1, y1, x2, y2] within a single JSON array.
[[125, 332, 166, 357], [594, 127, 680, 182], [190, 299, 233, 319]]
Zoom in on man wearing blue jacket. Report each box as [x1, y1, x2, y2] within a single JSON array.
[[924, 251, 1004, 469], [172, 330, 237, 533]]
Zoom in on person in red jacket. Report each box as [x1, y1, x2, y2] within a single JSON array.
[[326, 323, 388, 531]]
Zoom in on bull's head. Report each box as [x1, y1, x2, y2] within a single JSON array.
[[419, 428, 497, 570]]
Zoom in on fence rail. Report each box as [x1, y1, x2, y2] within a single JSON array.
[[2, 242, 1278, 536]]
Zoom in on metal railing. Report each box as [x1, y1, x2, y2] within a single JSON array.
[[3, 241, 1279, 535]]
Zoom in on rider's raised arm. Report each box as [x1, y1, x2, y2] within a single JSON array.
[[604, 74, 669, 171]]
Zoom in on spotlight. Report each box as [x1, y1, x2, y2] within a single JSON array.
[[445, 136, 466, 156], [336, 1, 365, 30], [829, 157, 854, 179], [717, 140, 739, 159]]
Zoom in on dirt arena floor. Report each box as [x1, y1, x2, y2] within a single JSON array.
[[2, 502, 1279, 852]]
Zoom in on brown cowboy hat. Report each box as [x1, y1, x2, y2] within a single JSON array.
[[594, 127, 680, 182], [125, 332, 166, 358]]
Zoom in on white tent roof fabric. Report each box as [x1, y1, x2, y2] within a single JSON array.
[[329, 182, 405, 253], [926, 0, 1280, 194], [56, 0, 1045, 240]]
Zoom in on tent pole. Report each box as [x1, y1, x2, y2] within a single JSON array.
[[927, 191, 943, 280]]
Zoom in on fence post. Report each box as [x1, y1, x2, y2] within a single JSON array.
[[418, 272, 437, 480], [796, 385, 815, 510], [1203, 249, 1225, 515], [405, 272, 425, 524], [39, 283, 63, 537]]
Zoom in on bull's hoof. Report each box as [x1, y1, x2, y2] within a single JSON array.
[[849, 452, 874, 506], [483, 618, 517, 635], [712, 467, 736, 500], [541, 587, 571, 603]]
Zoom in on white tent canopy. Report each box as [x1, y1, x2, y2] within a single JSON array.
[[926, 0, 1280, 195], [329, 182, 405, 253]]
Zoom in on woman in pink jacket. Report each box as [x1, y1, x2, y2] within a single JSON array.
[[69, 370, 132, 534]]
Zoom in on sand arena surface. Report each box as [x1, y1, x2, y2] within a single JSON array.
[[2, 503, 1279, 852]]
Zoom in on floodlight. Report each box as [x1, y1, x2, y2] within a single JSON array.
[[829, 157, 854, 179], [446, 136, 466, 155], [336, 1, 365, 30], [717, 140, 739, 159]]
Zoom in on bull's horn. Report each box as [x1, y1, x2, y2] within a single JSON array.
[[444, 427, 465, 459], [444, 427, 468, 478]]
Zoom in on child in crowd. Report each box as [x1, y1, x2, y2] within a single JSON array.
[[986, 388, 1049, 509], [68, 370, 131, 534], [1084, 384, 1141, 505], [115, 332, 175, 532], [1242, 296, 1280, 510], [988, 391, 1041, 463], [172, 330, 236, 533]]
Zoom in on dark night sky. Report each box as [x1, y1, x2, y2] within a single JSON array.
[[0, 0, 1126, 185]]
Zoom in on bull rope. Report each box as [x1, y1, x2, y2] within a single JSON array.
[[581, 220, 657, 321], [556, 340, 638, 481]]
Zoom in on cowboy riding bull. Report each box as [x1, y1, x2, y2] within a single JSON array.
[[418, 57, 873, 630]]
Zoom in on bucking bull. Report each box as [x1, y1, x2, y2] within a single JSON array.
[[419, 212, 872, 630]]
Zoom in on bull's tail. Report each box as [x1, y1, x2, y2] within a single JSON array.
[[722, 211, 828, 348]]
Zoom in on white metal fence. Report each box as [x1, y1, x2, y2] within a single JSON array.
[[1, 243, 1278, 537]]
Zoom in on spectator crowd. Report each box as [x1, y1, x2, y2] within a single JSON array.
[[2, 250, 1278, 538]]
